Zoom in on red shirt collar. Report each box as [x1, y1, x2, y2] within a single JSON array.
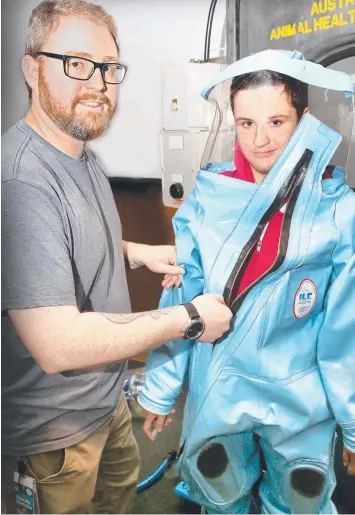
[[223, 143, 332, 182], [222, 143, 255, 183]]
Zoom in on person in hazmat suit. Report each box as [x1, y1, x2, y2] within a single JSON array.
[[138, 49, 355, 514]]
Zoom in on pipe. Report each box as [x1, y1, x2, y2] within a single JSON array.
[[205, 0, 218, 61], [136, 450, 177, 493], [204, 0, 214, 61]]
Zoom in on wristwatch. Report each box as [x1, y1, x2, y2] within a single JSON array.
[[182, 303, 205, 340]]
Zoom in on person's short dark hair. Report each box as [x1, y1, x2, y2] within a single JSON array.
[[230, 70, 309, 120]]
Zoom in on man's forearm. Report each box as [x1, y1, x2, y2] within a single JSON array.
[[122, 240, 146, 268], [10, 304, 188, 374], [122, 239, 129, 259], [71, 307, 188, 372]]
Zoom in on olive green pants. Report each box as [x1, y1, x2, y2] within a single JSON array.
[[2, 395, 140, 514]]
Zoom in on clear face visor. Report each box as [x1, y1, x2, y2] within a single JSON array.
[[200, 74, 354, 174]]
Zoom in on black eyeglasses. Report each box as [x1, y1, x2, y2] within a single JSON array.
[[37, 52, 127, 84]]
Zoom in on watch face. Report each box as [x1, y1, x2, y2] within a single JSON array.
[[186, 320, 205, 340]]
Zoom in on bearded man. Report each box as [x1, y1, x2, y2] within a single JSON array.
[[1, 1, 232, 513]]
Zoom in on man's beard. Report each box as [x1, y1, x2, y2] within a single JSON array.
[[38, 66, 116, 141]]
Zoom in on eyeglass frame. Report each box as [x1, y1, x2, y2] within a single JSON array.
[[37, 52, 127, 84]]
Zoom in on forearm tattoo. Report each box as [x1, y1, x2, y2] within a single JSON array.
[[100, 307, 175, 325]]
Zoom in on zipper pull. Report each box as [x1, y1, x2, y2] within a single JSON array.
[[257, 223, 269, 254]]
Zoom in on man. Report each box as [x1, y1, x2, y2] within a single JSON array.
[[139, 50, 355, 513], [1, 1, 233, 513]]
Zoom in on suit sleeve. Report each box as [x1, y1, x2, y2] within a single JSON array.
[[317, 189, 355, 452], [138, 192, 205, 414]]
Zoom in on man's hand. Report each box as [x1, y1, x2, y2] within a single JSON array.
[[126, 242, 185, 286], [192, 294, 233, 342], [343, 446, 355, 475], [162, 273, 182, 289], [143, 408, 175, 441]]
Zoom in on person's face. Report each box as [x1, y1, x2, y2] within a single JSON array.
[[233, 85, 303, 177], [35, 16, 119, 141]]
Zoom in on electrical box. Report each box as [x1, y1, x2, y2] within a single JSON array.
[[161, 62, 221, 208]]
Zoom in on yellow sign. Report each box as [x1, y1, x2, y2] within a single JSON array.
[[270, 0, 355, 40]]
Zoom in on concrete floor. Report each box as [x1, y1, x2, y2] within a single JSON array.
[[128, 359, 189, 514], [130, 394, 188, 514]]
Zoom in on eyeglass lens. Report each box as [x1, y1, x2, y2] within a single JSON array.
[[65, 58, 124, 84]]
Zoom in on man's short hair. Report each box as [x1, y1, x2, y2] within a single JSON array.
[[25, 0, 119, 99], [230, 70, 309, 120]]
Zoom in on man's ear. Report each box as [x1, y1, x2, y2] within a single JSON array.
[[22, 55, 39, 96]]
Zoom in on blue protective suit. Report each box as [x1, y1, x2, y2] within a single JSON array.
[[139, 54, 355, 514]]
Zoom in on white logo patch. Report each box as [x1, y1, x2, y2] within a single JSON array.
[[294, 279, 317, 319]]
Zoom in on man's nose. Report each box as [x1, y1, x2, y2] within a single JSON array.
[[254, 125, 270, 147], [86, 67, 107, 91]]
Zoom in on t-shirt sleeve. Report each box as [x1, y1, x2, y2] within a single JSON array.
[[1, 180, 76, 311]]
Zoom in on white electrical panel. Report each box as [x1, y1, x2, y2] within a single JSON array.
[[162, 65, 190, 131], [161, 62, 222, 208], [187, 64, 220, 128], [162, 63, 219, 131], [161, 130, 194, 208]]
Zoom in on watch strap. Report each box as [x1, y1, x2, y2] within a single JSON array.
[[183, 302, 200, 321]]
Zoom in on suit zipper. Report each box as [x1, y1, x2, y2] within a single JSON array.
[[256, 223, 269, 254], [223, 148, 313, 316]]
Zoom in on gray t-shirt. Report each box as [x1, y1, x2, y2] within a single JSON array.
[[1, 120, 131, 456]]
